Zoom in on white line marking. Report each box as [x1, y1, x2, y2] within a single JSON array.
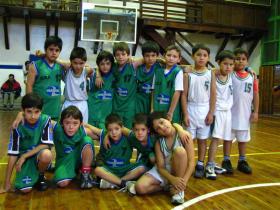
[[172, 182, 280, 210]]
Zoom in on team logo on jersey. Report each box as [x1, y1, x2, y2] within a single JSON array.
[[156, 94, 170, 105], [117, 88, 128, 97], [64, 146, 74, 154], [141, 83, 152, 94], [97, 90, 113, 100], [46, 86, 60, 96], [22, 176, 32, 184], [106, 158, 125, 167]]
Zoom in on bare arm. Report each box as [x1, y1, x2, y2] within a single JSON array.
[[83, 123, 102, 136], [205, 70, 216, 125], [181, 73, 189, 127], [0, 156, 17, 193], [26, 63, 37, 93], [167, 91, 181, 121], [173, 123, 192, 145], [182, 136, 195, 183], [122, 127, 131, 137], [251, 89, 259, 123], [150, 90, 154, 113]]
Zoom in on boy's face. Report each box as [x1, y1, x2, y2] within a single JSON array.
[[219, 58, 234, 76], [23, 108, 41, 125], [62, 116, 81, 137], [45, 44, 61, 62], [133, 124, 148, 143], [192, 49, 209, 68], [165, 49, 181, 67], [152, 118, 172, 137], [234, 53, 248, 71], [115, 50, 129, 66], [107, 123, 122, 142], [71, 58, 86, 74], [99, 59, 112, 74], [143, 52, 157, 67]]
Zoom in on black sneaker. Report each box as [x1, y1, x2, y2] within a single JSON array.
[[35, 174, 48, 191], [194, 165, 204, 179], [80, 172, 94, 189], [237, 160, 252, 174], [222, 160, 233, 174]]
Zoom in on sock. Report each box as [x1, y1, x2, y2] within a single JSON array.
[[120, 180, 127, 188], [239, 155, 246, 162], [207, 161, 215, 167], [80, 166, 91, 173], [197, 160, 204, 166], [224, 155, 230, 161]]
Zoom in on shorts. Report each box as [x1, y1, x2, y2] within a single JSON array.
[[102, 162, 145, 178], [231, 129, 250, 142], [212, 110, 232, 141], [54, 137, 94, 183], [62, 100, 88, 123], [146, 166, 168, 187], [115, 110, 135, 129]]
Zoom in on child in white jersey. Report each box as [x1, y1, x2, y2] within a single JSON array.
[[182, 43, 216, 178], [61, 47, 93, 123], [205, 50, 234, 180], [222, 48, 259, 174]]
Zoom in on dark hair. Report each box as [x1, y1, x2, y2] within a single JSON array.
[[60, 106, 83, 125], [105, 113, 123, 129], [70, 47, 87, 61], [192, 43, 210, 55], [142, 41, 160, 56], [44, 36, 63, 51], [233, 48, 249, 59], [9, 74, 14, 78], [96, 50, 114, 66], [165, 45, 181, 57], [113, 42, 130, 56], [147, 111, 168, 134], [132, 113, 148, 128], [25, 60, 31, 66], [21, 93, 43, 110], [215, 50, 235, 62]]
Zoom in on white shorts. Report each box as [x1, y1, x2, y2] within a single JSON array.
[[146, 166, 168, 187], [231, 129, 250, 142], [212, 110, 232, 141], [62, 100, 88, 123]]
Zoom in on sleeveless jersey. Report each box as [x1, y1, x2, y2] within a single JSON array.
[[112, 63, 137, 112], [33, 59, 63, 119], [159, 133, 182, 171], [231, 71, 254, 130], [53, 123, 86, 159], [136, 63, 160, 114], [216, 74, 233, 111], [153, 65, 182, 123], [88, 71, 114, 125], [63, 67, 88, 101], [100, 131, 133, 167], [8, 114, 53, 156], [187, 69, 212, 105]]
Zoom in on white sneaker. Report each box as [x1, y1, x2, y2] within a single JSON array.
[[214, 165, 227, 174], [99, 179, 118, 189], [117, 181, 136, 195], [205, 165, 217, 180], [171, 191, 185, 205]]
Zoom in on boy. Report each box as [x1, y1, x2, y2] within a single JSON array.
[[222, 48, 259, 174], [182, 43, 216, 178], [26, 36, 64, 120], [152, 45, 183, 123], [205, 50, 234, 180], [88, 50, 115, 129], [84, 113, 146, 190], [53, 106, 95, 189], [61, 47, 93, 123], [136, 41, 161, 114], [0, 93, 53, 193], [134, 111, 194, 205]]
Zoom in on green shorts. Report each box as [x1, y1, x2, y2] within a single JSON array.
[[54, 138, 94, 183], [102, 162, 145, 178], [116, 111, 135, 129]]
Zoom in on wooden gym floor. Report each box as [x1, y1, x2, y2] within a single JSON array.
[[0, 111, 279, 210]]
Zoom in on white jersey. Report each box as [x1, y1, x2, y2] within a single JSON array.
[[64, 67, 88, 101], [188, 69, 211, 105], [215, 74, 233, 111], [231, 71, 254, 130]]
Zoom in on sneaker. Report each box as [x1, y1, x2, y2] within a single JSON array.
[[35, 174, 48, 191], [214, 165, 227, 174], [205, 165, 216, 180], [222, 159, 233, 174], [99, 179, 118, 189], [80, 172, 94, 189], [237, 160, 252, 174], [194, 165, 204, 178], [171, 191, 185, 205]]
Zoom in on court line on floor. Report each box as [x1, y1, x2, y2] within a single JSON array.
[[172, 182, 280, 210]]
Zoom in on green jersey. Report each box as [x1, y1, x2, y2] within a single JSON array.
[[88, 71, 114, 129], [33, 58, 63, 119], [136, 63, 160, 114], [153, 65, 182, 123], [8, 114, 53, 156]]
